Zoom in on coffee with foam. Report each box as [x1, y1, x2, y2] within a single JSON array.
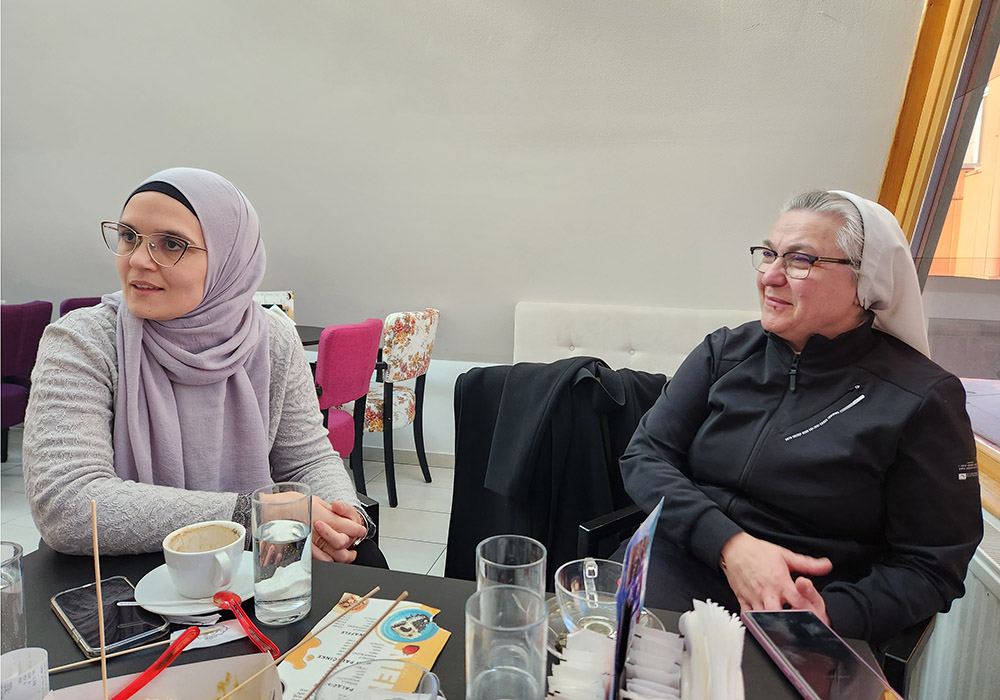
[[167, 523, 241, 553]]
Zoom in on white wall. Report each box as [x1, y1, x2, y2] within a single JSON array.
[[1, 1, 924, 362]]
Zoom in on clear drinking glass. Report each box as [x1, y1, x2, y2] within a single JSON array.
[[466, 584, 547, 700], [317, 658, 440, 700], [252, 482, 312, 626], [475, 534, 547, 596], [1, 541, 26, 653]]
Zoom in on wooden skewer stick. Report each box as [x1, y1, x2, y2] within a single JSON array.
[[91, 500, 109, 700], [49, 638, 173, 674], [302, 590, 409, 700], [216, 585, 382, 700]]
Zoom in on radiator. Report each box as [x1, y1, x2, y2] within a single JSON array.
[[910, 511, 1000, 700]]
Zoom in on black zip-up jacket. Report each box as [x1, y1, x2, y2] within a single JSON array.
[[621, 318, 983, 643]]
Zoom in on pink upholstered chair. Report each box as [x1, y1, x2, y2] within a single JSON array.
[[362, 309, 440, 507], [1, 300, 53, 461], [315, 318, 383, 493], [59, 297, 102, 316]]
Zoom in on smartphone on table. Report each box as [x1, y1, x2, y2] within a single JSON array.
[[742, 610, 903, 700], [50, 576, 169, 657]]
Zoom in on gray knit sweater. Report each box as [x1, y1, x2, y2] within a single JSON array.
[[23, 304, 361, 555]]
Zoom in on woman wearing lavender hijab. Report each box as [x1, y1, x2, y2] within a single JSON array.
[[24, 167, 386, 568]]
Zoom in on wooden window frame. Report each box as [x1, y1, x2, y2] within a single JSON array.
[[879, 0, 1000, 517]]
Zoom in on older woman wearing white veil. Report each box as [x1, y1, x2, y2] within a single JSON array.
[[620, 190, 983, 644]]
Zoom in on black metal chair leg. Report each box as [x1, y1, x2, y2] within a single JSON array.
[[383, 382, 398, 507], [350, 396, 367, 494], [1, 427, 8, 463], [414, 374, 432, 483]]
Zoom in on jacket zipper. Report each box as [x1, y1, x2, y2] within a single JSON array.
[[788, 353, 800, 392], [738, 351, 800, 491]]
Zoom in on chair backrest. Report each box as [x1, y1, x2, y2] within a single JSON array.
[[1, 301, 53, 379], [315, 318, 383, 410], [381, 309, 440, 382], [60, 297, 102, 316]]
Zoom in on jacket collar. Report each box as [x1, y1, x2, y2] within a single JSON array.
[[766, 314, 878, 369]]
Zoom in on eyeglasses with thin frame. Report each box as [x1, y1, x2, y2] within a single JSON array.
[[101, 221, 207, 268], [749, 246, 854, 280]]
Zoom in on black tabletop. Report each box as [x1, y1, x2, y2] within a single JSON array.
[[24, 544, 805, 699], [294, 325, 324, 347]]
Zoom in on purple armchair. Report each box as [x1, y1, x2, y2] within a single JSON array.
[[1, 300, 53, 461], [314, 318, 383, 494], [59, 297, 102, 316]]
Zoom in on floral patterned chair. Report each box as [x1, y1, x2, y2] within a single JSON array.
[[361, 309, 440, 507]]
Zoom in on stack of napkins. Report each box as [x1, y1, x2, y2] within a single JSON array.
[[676, 599, 745, 700], [547, 628, 615, 698], [620, 627, 684, 699], [546, 600, 744, 700]]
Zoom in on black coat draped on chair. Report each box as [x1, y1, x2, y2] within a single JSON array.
[[445, 357, 666, 583]]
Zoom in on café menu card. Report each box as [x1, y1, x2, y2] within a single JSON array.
[[611, 498, 663, 699], [278, 593, 450, 700]]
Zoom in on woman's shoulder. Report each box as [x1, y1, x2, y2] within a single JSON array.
[[42, 303, 118, 352], [706, 319, 766, 361], [263, 307, 300, 348], [263, 308, 307, 378], [867, 331, 965, 398], [33, 303, 119, 382]]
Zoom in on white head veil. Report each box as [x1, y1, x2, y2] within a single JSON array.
[[831, 190, 930, 357]]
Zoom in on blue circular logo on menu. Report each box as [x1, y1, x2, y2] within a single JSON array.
[[380, 608, 438, 643]]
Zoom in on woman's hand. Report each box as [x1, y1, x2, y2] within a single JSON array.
[[720, 532, 832, 620], [310, 498, 367, 564], [792, 576, 830, 624]]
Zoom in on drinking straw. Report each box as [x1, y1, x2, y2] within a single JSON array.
[[49, 639, 172, 673], [91, 500, 109, 700]]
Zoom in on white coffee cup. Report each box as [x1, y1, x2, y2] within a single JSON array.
[[162, 520, 245, 599]]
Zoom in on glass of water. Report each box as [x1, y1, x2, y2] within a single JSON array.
[[466, 585, 547, 700], [475, 534, 546, 596], [1, 541, 26, 653], [251, 483, 312, 626]]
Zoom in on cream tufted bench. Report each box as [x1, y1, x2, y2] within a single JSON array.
[[513, 301, 760, 376]]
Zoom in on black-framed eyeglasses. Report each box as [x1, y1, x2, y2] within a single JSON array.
[[749, 246, 854, 280], [101, 221, 207, 268]]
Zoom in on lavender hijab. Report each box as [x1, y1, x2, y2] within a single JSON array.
[[102, 168, 272, 491]]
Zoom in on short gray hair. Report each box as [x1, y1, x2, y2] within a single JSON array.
[[780, 190, 864, 275]]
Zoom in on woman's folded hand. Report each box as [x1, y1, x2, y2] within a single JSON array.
[[310, 498, 368, 563]]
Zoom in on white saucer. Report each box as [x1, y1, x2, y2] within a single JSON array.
[[134, 563, 255, 615]]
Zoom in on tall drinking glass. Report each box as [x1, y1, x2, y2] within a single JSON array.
[[252, 483, 312, 625], [475, 534, 546, 596], [1, 541, 26, 654], [466, 585, 547, 700]]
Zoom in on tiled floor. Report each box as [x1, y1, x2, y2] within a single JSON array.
[[0, 425, 454, 576]]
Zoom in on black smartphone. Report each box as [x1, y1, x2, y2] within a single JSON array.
[[50, 576, 169, 657], [742, 610, 903, 700]]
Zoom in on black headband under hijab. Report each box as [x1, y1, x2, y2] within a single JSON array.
[[125, 181, 198, 219]]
